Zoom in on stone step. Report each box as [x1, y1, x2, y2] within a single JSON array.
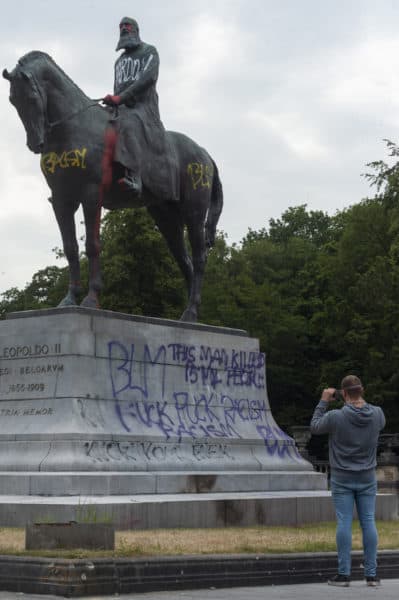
[[0, 491, 396, 528], [0, 470, 327, 496]]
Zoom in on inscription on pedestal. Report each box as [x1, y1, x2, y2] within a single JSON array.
[[0, 407, 54, 417], [0, 340, 63, 399], [1, 342, 62, 358]]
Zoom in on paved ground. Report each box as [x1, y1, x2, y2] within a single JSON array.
[[0, 579, 398, 600]]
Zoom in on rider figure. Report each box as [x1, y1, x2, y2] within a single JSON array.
[[103, 17, 176, 201]]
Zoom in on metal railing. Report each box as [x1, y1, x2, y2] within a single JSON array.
[[290, 428, 399, 482]]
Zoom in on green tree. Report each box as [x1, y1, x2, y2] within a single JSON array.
[[0, 265, 69, 318]]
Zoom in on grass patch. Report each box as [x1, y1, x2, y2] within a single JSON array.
[[0, 521, 398, 559]]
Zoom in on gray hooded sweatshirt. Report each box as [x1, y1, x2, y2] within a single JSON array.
[[310, 401, 385, 480]]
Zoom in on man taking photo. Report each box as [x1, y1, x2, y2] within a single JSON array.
[[310, 375, 385, 587]]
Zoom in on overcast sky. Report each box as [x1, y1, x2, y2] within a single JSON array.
[[1, 0, 399, 295]]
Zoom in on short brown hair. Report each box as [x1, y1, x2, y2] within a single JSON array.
[[341, 375, 363, 399]]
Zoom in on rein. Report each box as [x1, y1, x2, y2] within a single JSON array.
[[46, 98, 103, 131]]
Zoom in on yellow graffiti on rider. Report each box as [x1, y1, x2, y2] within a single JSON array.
[[187, 162, 213, 190], [41, 148, 87, 175]]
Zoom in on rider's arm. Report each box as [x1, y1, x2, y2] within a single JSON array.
[[117, 45, 159, 105]]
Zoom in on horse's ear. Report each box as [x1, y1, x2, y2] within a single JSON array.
[[2, 69, 11, 81]]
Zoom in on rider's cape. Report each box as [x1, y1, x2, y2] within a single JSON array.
[[112, 44, 178, 201]]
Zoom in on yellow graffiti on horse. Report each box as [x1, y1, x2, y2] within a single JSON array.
[[187, 162, 213, 190], [41, 148, 87, 175]]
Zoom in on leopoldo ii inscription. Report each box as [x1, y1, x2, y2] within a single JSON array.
[[0, 307, 327, 523], [1, 344, 62, 394]]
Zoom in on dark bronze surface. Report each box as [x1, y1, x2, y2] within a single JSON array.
[[4, 35, 223, 322]]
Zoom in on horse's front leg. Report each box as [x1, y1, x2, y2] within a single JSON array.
[[52, 196, 81, 306], [80, 190, 102, 308]]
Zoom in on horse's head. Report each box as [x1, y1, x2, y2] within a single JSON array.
[[3, 63, 46, 154]]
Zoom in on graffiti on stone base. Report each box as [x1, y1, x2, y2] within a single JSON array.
[[107, 339, 300, 462], [85, 440, 232, 463]]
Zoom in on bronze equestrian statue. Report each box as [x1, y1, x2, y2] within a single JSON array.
[[3, 17, 223, 322]]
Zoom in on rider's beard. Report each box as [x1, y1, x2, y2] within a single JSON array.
[[116, 32, 141, 51]]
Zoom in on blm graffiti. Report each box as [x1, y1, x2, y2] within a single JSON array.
[[107, 340, 300, 460]]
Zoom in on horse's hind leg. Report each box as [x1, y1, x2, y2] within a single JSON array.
[[182, 207, 208, 323], [52, 196, 81, 306], [147, 204, 194, 299]]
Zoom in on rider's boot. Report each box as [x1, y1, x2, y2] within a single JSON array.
[[117, 170, 142, 197]]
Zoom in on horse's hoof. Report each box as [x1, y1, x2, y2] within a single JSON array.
[[80, 295, 100, 309], [180, 308, 197, 323], [57, 296, 77, 307]]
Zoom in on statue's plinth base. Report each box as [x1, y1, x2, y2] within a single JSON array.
[[0, 307, 329, 526]]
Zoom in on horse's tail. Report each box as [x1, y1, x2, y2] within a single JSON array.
[[205, 160, 223, 249]]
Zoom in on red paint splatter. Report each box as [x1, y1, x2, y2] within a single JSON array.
[[101, 126, 117, 191]]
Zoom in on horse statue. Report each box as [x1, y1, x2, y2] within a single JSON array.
[[3, 51, 223, 322]]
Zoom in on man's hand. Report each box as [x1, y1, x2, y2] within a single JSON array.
[[102, 94, 121, 106], [321, 388, 336, 402]]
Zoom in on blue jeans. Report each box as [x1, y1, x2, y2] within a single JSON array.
[[330, 477, 378, 577]]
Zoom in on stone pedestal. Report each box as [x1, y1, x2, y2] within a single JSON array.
[[0, 307, 330, 526]]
